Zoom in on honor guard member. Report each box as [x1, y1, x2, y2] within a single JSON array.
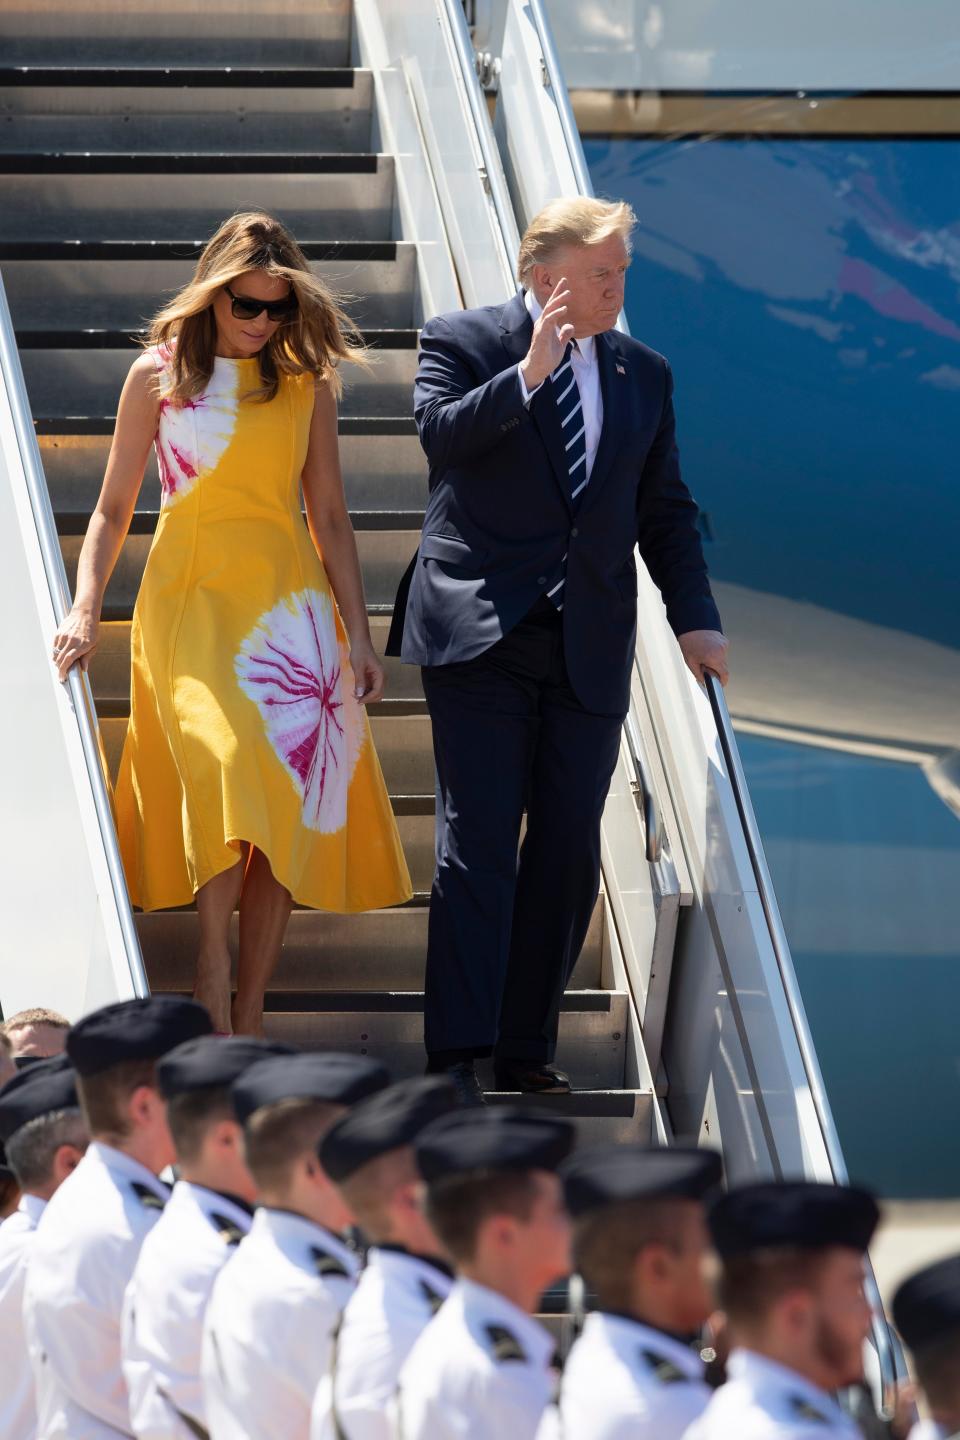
[[123, 1036, 293, 1440], [686, 1181, 880, 1440], [201, 1051, 390, 1440], [23, 996, 212, 1440], [892, 1254, 960, 1440], [538, 1144, 722, 1440], [0, 1056, 88, 1440], [310, 1076, 458, 1440], [395, 1106, 576, 1440]]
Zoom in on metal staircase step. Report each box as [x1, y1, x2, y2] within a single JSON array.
[[98, 711, 435, 795], [0, 156, 397, 240], [4, 241, 417, 331], [38, 429, 427, 511], [0, 1, 353, 68], [2, 241, 418, 330], [61, 527, 418, 614], [0, 69, 375, 153], [138, 903, 604, 992], [22, 341, 416, 419], [485, 1091, 654, 1146], [90, 616, 426, 710], [148, 985, 628, 1090]]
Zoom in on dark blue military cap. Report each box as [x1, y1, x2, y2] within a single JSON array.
[[158, 1035, 295, 1099], [0, 1054, 79, 1143], [560, 1144, 723, 1218], [415, 1105, 576, 1183], [67, 997, 213, 1077], [232, 1052, 391, 1125], [320, 1076, 457, 1182], [893, 1254, 960, 1351], [709, 1181, 879, 1258]]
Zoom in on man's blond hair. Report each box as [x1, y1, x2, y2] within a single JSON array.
[[517, 197, 636, 286], [1, 1007, 70, 1036]]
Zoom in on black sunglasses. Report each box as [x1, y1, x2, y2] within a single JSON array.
[[224, 284, 298, 323]]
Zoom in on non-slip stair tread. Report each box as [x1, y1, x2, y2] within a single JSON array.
[[34, 416, 419, 436], [0, 66, 363, 87], [0, 240, 403, 261], [55, 508, 424, 536], [0, 151, 384, 173], [17, 328, 419, 349], [261, 990, 620, 1014]]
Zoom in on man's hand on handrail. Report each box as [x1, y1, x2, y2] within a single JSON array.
[[679, 629, 729, 687]]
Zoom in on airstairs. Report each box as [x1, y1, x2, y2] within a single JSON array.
[[0, 0, 901, 1406]]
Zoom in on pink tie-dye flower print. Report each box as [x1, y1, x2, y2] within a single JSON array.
[[153, 347, 239, 504], [235, 589, 365, 833]]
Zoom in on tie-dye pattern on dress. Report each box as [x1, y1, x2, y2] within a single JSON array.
[[114, 343, 411, 913]]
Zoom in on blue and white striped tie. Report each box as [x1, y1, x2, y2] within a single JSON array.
[[545, 343, 586, 611]]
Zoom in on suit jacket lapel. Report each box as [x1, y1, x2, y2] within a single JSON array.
[[581, 329, 624, 508], [499, 293, 574, 515]]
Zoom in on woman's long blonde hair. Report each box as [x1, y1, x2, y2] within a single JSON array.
[[146, 210, 368, 403]]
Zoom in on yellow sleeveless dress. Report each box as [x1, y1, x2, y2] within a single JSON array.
[[115, 344, 412, 913]]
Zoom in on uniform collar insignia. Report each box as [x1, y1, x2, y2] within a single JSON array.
[[640, 1348, 689, 1385], [209, 1211, 246, 1247], [789, 1395, 831, 1424], [485, 1323, 528, 1364], [131, 1180, 168, 1211], [310, 1245, 350, 1280], [418, 1278, 446, 1316]]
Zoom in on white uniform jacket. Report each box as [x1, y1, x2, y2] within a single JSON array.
[[122, 1181, 253, 1440], [310, 1247, 454, 1440], [201, 1206, 358, 1440], [684, 1349, 863, 1439], [22, 1142, 169, 1440], [0, 1193, 47, 1440], [395, 1278, 558, 1440], [538, 1312, 711, 1440]]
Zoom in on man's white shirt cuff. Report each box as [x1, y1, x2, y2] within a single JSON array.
[[517, 364, 543, 407]]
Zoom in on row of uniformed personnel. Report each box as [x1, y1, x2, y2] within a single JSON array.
[[0, 994, 958, 1440]]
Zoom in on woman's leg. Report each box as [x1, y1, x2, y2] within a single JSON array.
[[233, 847, 293, 1036], [194, 846, 248, 1032]]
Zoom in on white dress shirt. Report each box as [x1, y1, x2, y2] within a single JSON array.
[[202, 1206, 359, 1440], [395, 1277, 558, 1440], [23, 1142, 170, 1440], [518, 288, 603, 483], [538, 1312, 710, 1440], [122, 1181, 254, 1440], [0, 1192, 47, 1440], [684, 1348, 862, 1439], [311, 1247, 454, 1440]]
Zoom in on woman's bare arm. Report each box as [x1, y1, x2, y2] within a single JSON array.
[[52, 352, 159, 680], [301, 377, 384, 703]]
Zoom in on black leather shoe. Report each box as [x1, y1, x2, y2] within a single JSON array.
[[428, 1060, 487, 1107], [492, 1060, 571, 1095]]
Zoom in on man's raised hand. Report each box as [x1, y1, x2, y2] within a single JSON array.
[[519, 278, 575, 391]]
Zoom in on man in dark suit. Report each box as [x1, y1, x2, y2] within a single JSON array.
[[388, 197, 728, 1105]]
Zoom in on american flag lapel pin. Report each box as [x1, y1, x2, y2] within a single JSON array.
[[616, 363, 626, 375]]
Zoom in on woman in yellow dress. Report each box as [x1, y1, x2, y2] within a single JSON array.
[[52, 211, 412, 1033]]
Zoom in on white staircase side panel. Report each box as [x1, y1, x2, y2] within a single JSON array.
[[0, 281, 144, 1020]]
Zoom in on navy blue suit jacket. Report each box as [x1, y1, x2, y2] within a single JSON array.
[[386, 291, 721, 715]]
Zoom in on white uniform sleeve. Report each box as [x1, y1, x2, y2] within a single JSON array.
[[25, 1250, 133, 1433]]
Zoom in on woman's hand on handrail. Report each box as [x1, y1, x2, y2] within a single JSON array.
[[52, 605, 100, 681], [51, 351, 157, 682]]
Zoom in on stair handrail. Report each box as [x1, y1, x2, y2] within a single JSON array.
[[440, 0, 521, 294], [523, 0, 595, 197], [704, 671, 903, 1414], [0, 275, 147, 998]]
